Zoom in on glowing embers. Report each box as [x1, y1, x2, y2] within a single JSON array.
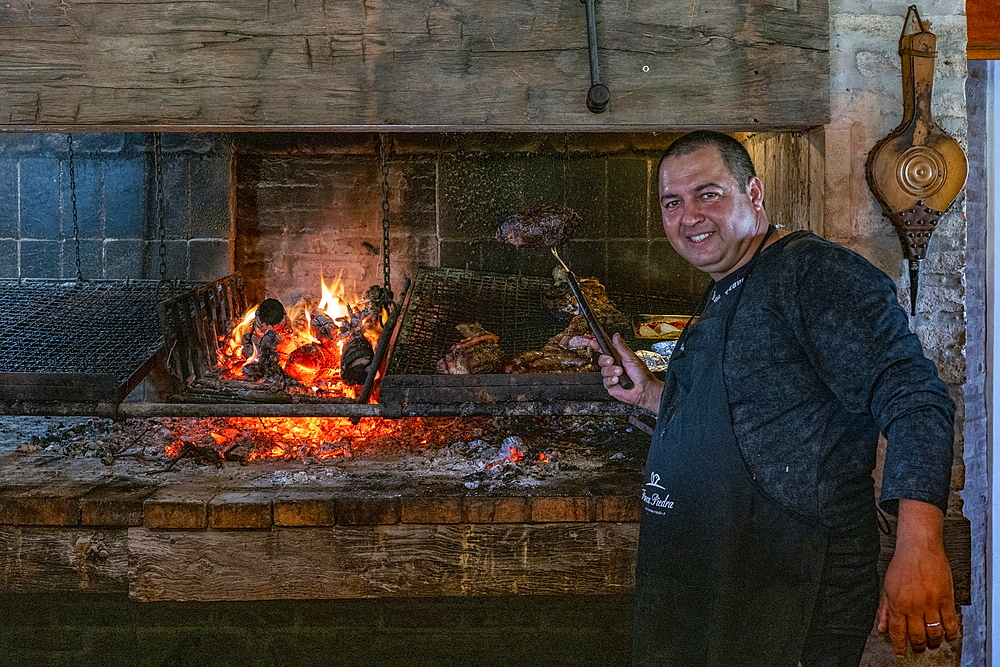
[[162, 416, 408, 463], [216, 276, 383, 398]]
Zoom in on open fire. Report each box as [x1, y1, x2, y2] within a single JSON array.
[[215, 276, 387, 399], [14, 414, 641, 482]]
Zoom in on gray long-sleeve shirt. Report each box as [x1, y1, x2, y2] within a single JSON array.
[[666, 230, 954, 532]]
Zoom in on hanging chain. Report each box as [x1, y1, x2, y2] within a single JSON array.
[[153, 133, 168, 283], [66, 133, 83, 282], [379, 133, 391, 292]]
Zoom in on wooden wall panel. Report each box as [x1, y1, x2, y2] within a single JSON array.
[[968, 0, 1000, 60], [0, 0, 829, 130]]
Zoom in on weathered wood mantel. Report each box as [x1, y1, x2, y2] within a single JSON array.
[[0, 0, 829, 131], [0, 452, 973, 604]]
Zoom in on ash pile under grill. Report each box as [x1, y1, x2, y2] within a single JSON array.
[[5, 415, 647, 492]]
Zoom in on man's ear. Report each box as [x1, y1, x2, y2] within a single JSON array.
[[746, 176, 765, 210]]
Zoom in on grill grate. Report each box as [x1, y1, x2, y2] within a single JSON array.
[[0, 279, 199, 404], [385, 267, 696, 376]]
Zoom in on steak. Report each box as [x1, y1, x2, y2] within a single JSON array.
[[495, 205, 582, 249]]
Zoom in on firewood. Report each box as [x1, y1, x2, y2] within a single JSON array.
[[255, 298, 286, 326], [309, 309, 338, 342], [340, 333, 373, 386]]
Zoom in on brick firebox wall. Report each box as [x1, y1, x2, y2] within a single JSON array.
[[0, 132, 231, 283], [233, 132, 714, 308]]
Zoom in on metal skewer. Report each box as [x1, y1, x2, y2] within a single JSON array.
[[551, 247, 633, 390]]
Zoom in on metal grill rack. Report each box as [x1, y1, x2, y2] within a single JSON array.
[[380, 267, 695, 411], [157, 274, 249, 393], [0, 279, 199, 406], [386, 266, 695, 375]]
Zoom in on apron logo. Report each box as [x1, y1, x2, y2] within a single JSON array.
[[642, 471, 674, 511]]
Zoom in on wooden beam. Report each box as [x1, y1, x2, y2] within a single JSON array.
[[967, 0, 1000, 60], [128, 523, 640, 602], [0, 0, 829, 130], [0, 527, 129, 593]]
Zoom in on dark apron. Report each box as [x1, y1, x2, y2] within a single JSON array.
[[633, 238, 828, 667]]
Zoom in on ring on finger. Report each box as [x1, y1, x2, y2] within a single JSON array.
[[925, 622, 942, 628]]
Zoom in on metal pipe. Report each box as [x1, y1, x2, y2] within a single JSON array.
[[0, 400, 639, 419], [583, 0, 610, 113]]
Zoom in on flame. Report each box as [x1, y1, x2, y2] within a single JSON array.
[[161, 417, 408, 461], [318, 273, 350, 320], [486, 444, 527, 469], [215, 274, 375, 400]]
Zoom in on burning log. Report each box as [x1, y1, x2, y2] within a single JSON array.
[[309, 309, 338, 342], [255, 297, 286, 326], [242, 329, 300, 388], [363, 285, 394, 325], [284, 343, 337, 385], [340, 333, 374, 386], [336, 302, 377, 386]]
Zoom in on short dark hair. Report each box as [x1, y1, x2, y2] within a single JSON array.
[[660, 130, 757, 193]]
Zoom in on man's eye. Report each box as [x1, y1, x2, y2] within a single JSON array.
[[701, 192, 720, 201], [663, 200, 680, 210]]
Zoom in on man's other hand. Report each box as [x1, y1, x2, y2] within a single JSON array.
[[566, 332, 664, 414], [877, 499, 959, 660]]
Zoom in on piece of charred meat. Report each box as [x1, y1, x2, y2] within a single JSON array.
[[543, 266, 632, 331], [505, 316, 599, 373], [437, 323, 505, 374], [495, 205, 582, 249]]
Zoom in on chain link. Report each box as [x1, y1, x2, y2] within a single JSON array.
[[153, 133, 168, 283], [66, 133, 83, 282], [379, 133, 391, 292]]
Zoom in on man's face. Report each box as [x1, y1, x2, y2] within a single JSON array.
[[658, 146, 766, 281]]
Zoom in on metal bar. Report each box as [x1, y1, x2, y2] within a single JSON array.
[[0, 400, 639, 418], [585, 0, 601, 86], [357, 278, 411, 405], [197, 288, 219, 372], [583, 0, 610, 113]]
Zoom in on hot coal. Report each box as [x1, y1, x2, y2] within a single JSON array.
[[7, 415, 646, 492]]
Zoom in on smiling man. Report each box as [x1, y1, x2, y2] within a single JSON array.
[[574, 131, 957, 667]]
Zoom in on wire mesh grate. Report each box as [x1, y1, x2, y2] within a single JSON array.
[[385, 267, 696, 375], [0, 279, 197, 382]]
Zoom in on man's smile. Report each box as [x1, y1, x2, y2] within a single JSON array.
[[688, 232, 712, 243]]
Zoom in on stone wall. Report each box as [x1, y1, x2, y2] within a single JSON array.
[[232, 131, 817, 307], [233, 132, 710, 306], [825, 1, 972, 664], [0, 133, 231, 283]]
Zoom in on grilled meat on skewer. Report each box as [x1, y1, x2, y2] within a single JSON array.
[[495, 205, 582, 249]]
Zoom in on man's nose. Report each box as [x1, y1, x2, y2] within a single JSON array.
[[680, 201, 702, 225]]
